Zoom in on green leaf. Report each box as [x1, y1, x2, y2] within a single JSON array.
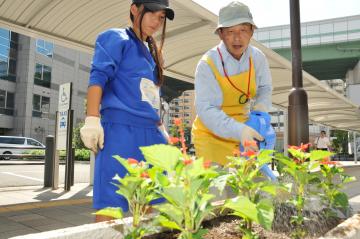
[[162, 186, 186, 207], [154, 204, 184, 228], [310, 150, 333, 161], [140, 144, 182, 172], [211, 174, 230, 194], [94, 207, 123, 219], [342, 175, 356, 184], [256, 199, 274, 230], [156, 215, 182, 230], [333, 192, 349, 209], [193, 228, 208, 239], [224, 196, 259, 224]]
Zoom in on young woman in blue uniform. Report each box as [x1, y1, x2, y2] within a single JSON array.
[[80, 0, 174, 222]]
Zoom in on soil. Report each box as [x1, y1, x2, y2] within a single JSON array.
[[144, 205, 342, 239]]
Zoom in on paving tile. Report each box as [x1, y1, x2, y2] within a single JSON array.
[[54, 214, 95, 226], [32, 222, 74, 232], [19, 218, 60, 228], [0, 223, 30, 233], [0, 228, 39, 239], [9, 213, 46, 222]]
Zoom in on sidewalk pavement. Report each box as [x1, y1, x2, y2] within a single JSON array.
[[0, 161, 359, 239], [0, 183, 95, 239]]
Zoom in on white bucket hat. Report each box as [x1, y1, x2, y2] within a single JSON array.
[[215, 1, 257, 34]]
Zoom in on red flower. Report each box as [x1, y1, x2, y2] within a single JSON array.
[[320, 157, 338, 165], [183, 159, 193, 165], [168, 136, 180, 144], [288, 143, 310, 151], [241, 150, 256, 157], [140, 172, 149, 178], [244, 140, 257, 148], [173, 117, 182, 126], [128, 158, 139, 164], [203, 160, 212, 169]]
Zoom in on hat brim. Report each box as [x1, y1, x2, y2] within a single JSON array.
[[143, 3, 174, 20], [214, 18, 257, 34]]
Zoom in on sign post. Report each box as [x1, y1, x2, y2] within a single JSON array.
[[56, 83, 74, 191]]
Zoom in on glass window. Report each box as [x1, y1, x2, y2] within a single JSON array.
[[27, 139, 42, 146], [348, 19, 360, 31], [307, 24, 319, 35], [41, 96, 50, 113], [32, 94, 50, 118], [33, 94, 41, 111], [282, 28, 290, 38], [6, 92, 14, 108], [270, 29, 282, 39], [34, 63, 52, 88], [0, 28, 9, 39], [8, 58, 16, 75], [0, 89, 5, 108], [36, 39, 54, 58], [10, 138, 25, 144]]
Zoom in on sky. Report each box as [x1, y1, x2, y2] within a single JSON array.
[[192, 0, 360, 28]]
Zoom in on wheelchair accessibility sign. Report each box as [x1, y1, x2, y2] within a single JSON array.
[[56, 83, 72, 150]]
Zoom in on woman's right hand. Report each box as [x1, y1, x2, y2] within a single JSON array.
[[80, 116, 104, 153]]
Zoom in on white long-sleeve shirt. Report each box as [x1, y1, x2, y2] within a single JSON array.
[[194, 41, 272, 140]]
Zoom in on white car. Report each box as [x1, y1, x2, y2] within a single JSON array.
[[0, 136, 45, 160]]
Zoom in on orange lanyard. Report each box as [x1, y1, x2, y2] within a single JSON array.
[[217, 47, 252, 103]]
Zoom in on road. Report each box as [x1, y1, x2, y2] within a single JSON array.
[[0, 162, 91, 187]]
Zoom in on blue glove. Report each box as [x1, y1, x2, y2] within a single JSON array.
[[240, 111, 277, 181]]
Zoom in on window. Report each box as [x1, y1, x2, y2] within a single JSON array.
[[34, 63, 52, 88], [0, 137, 25, 144], [27, 138, 42, 146], [0, 89, 14, 115], [32, 94, 50, 118], [36, 39, 54, 58], [0, 28, 17, 82]]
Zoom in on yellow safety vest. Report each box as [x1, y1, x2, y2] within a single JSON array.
[[192, 53, 256, 165]]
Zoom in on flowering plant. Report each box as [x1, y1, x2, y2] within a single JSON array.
[[275, 144, 356, 239], [217, 146, 290, 239], [95, 157, 163, 239], [142, 118, 219, 239]]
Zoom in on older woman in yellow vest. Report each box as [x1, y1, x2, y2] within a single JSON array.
[[192, 1, 272, 165]]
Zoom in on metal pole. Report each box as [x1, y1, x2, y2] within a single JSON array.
[[53, 112, 59, 190], [44, 135, 55, 187], [283, 110, 289, 157], [90, 151, 95, 186], [65, 109, 74, 191], [288, 0, 309, 147], [353, 131, 357, 164]]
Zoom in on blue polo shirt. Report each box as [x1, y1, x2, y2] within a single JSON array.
[[89, 27, 161, 126]]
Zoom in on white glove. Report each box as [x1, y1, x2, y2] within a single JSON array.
[[240, 125, 264, 152], [158, 124, 170, 143], [80, 116, 104, 153], [253, 103, 268, 112]]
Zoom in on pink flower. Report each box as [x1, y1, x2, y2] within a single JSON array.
[[173, 118, 182, 126], [203, 160, 212, 169], [128, 158, 139, 165], [183, 159, 193, 165], [241, 150, 256, 157], [168, 136, 180, 144], [140, 172, 149, 178]]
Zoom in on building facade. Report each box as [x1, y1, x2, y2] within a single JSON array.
[[0, 28, 92, 143]]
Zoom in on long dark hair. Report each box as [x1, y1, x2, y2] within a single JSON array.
[[130, 4, 167, 86]]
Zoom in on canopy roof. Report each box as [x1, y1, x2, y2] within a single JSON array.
[[1, 0, 359, 131]]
